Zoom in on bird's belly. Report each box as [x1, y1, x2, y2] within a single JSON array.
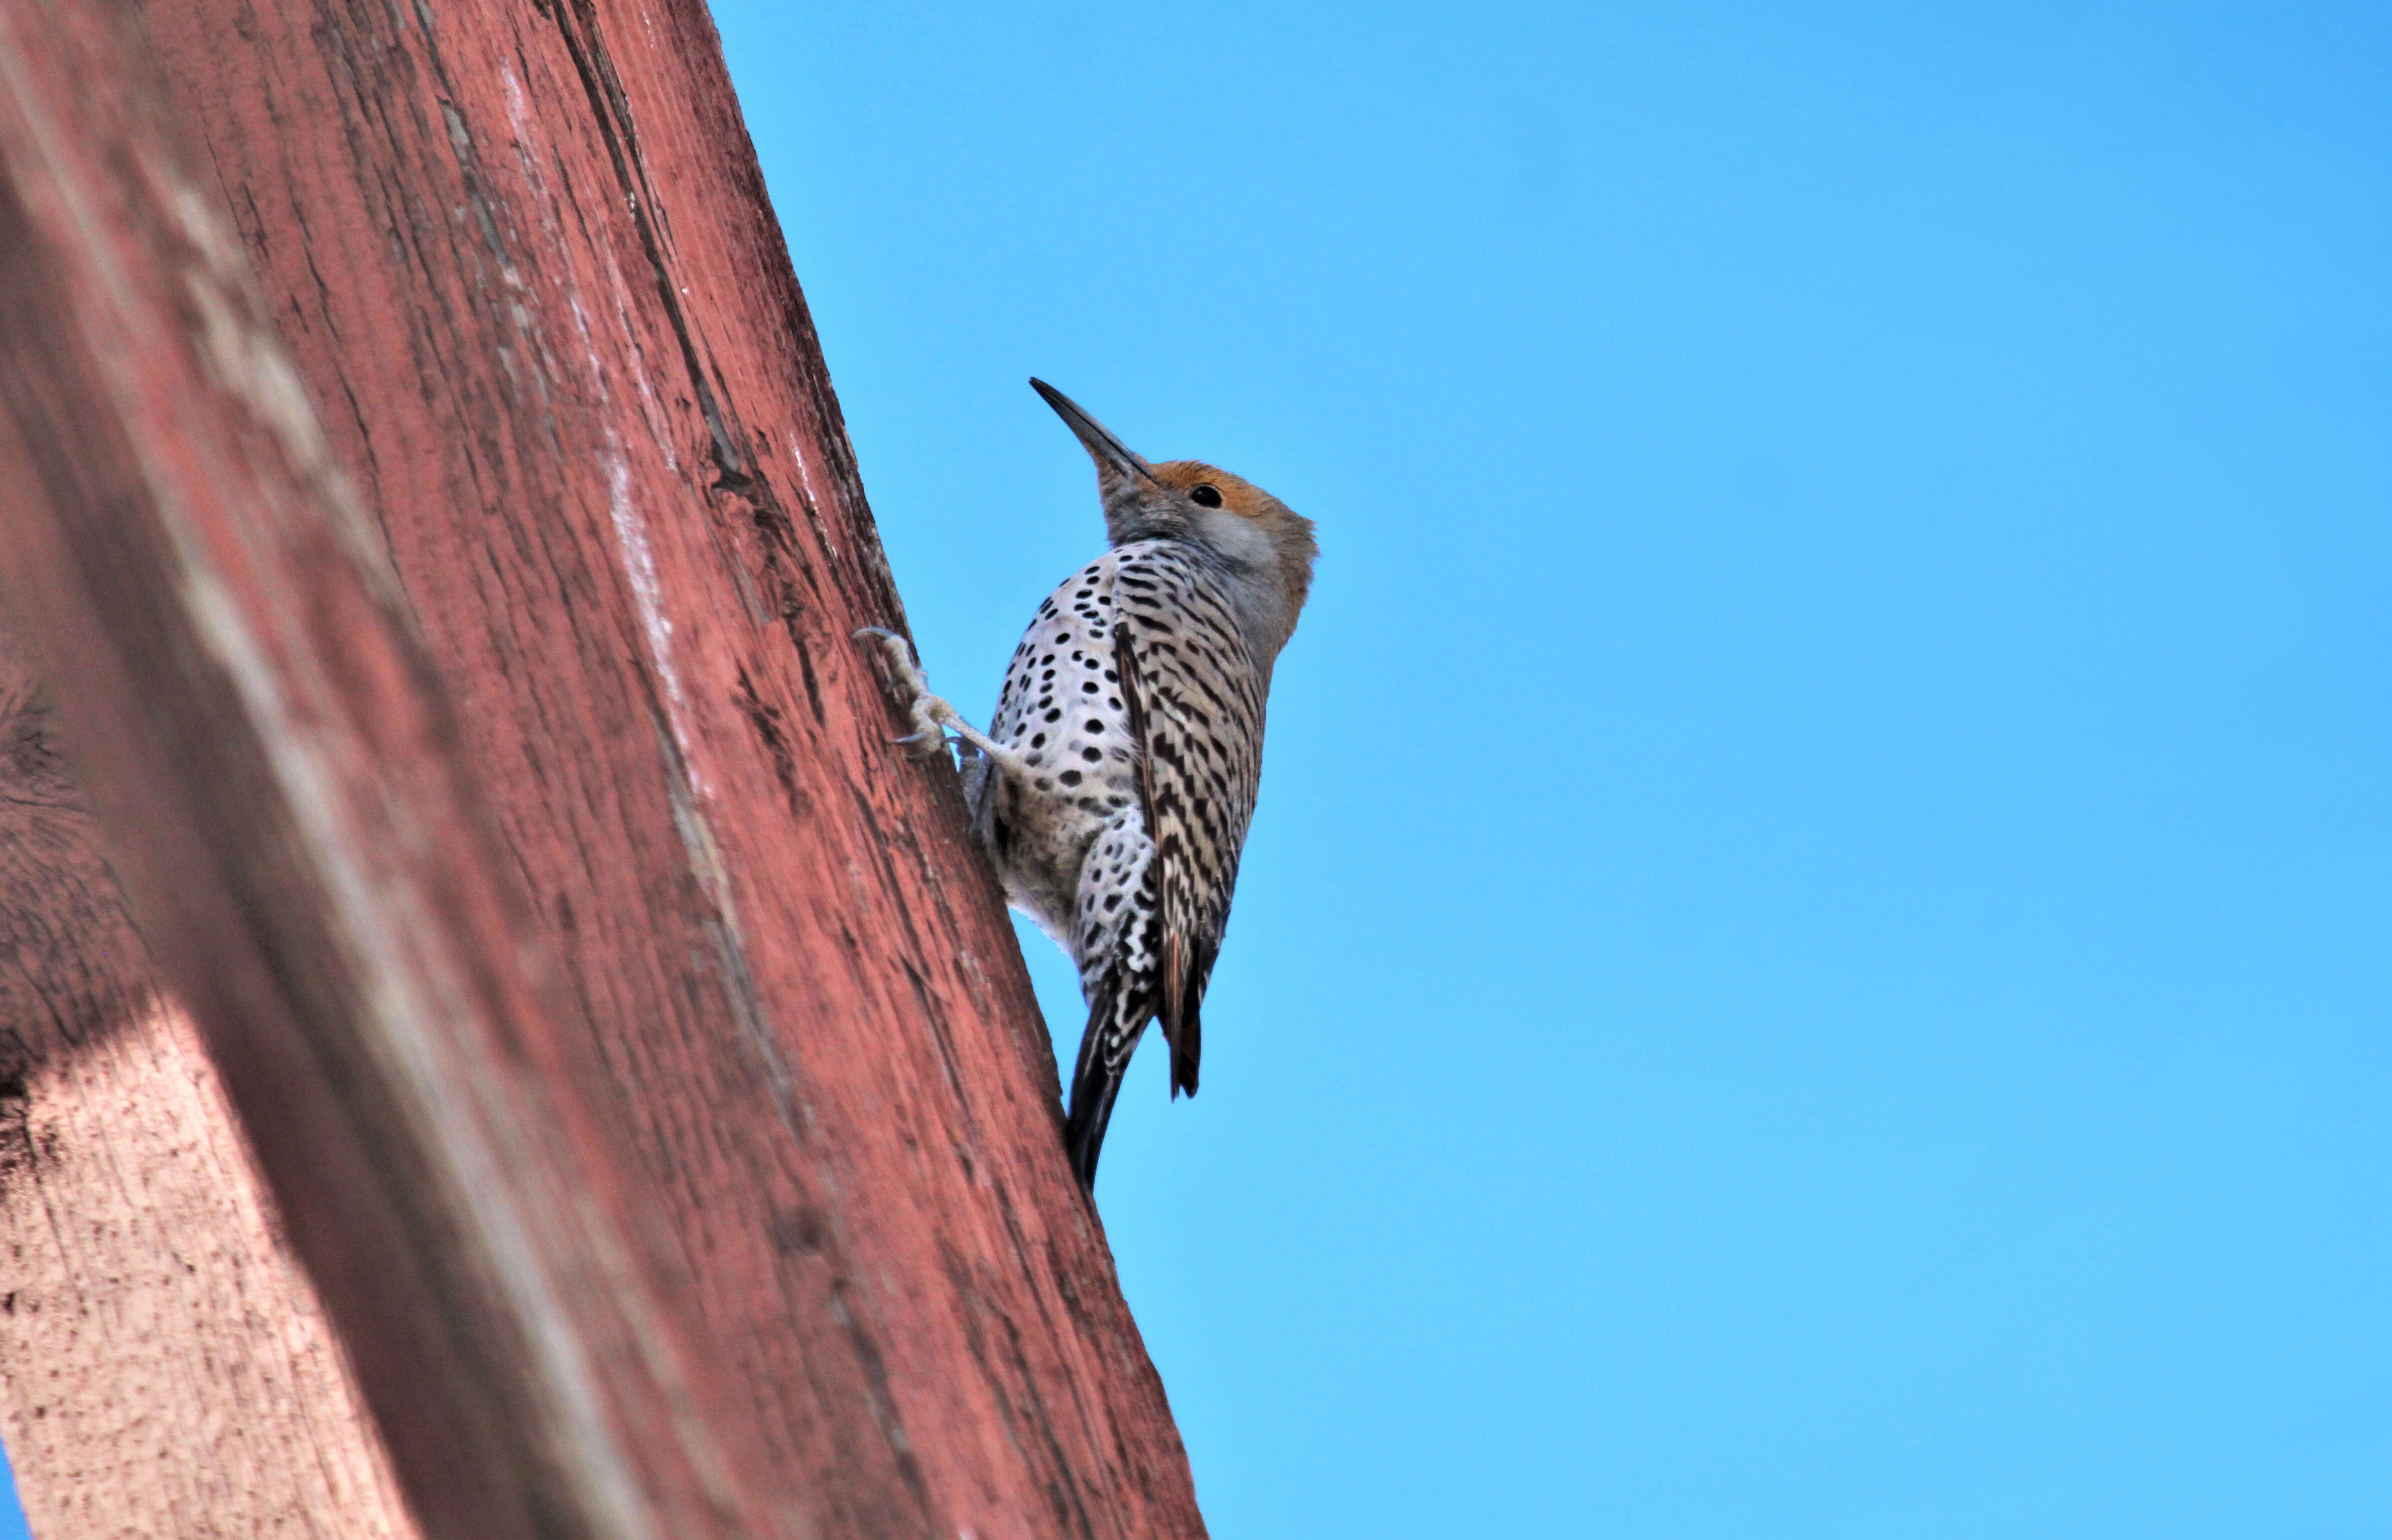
[[980, 554, 1145, 957], [995, 818, 1097, 951], [989, 764, 1137, 951]]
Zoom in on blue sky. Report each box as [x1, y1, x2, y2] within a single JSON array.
[[6, 4, 2384, 1536], [708, 3, 2388, 1535]]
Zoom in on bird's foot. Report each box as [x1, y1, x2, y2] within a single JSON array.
[[854, 627, 1015, 763], [854, 627, 955, 757]]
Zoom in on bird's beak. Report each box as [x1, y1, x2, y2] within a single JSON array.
[[1030, 378, 1158, 486]]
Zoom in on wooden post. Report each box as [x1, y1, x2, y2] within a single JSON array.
[[0, 0, 787, 1531], [0, 652, 418, 1540], [0, 0, 1208, 1532]]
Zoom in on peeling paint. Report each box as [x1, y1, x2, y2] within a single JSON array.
[[599, 422, 692, 743], [787, 433, 833, 545]]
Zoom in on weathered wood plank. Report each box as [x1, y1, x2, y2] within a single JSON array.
[[0, 651, 418, 1540], [0, 0, 780, 1531], [0, 0, 1207, 1530], [135, 0, 1207, 1533]]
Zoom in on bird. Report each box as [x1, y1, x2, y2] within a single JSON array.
[[858, 379, 1316, 1194]]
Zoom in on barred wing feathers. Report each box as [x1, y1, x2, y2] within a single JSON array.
[[1111, 546, 1267, 1097]]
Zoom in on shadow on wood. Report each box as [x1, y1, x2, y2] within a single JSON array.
[[0, 653, 418, 1540]]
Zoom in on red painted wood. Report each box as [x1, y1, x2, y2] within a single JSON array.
[[0, 0, 781, 1531], [0, 650, 419, 1540], [124, 0, 1209, 1535]]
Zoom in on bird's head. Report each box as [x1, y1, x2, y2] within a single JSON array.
[[1032, 378, 1318, 655]]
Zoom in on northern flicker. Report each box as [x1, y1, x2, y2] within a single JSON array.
[[859, 379, 1317, 1194]]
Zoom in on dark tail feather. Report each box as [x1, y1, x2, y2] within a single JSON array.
[[1169, 1002, 1200, 1099], [1160, 937, 1214, 1099], [1065, 980, 1145, 1194], [1064, 1053, 1125, 1195]]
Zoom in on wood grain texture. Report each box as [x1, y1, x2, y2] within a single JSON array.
[[0, 659, 419, 1540], [130, 0, 1209, 1525], [0, 0, 787, 1531], [9, 0, 1205, 1532]]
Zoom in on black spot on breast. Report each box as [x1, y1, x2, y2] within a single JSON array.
[[1081, 747, 1102, 763], [1059, 770, 1083, 787], [1084, 720, 1104, 733]]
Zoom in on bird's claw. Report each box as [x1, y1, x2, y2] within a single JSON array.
[[853, 625, 922, 682], [854, 626, 953, 760]]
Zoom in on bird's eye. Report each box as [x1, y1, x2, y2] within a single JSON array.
[[1188, 484, 1223, 508]]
